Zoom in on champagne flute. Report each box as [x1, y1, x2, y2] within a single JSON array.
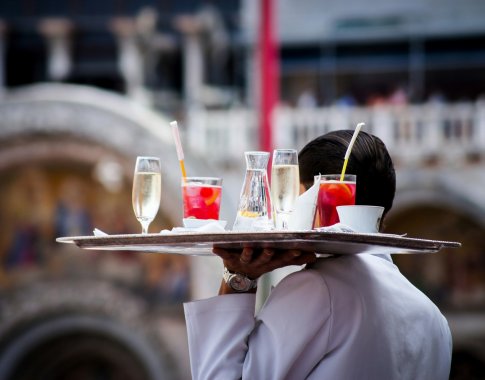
[[132, 156, 161, 234], [271, 149, 299, 230]]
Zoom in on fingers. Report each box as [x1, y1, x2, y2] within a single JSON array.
[[212, 247, 317, 279], [212, 247, 235, 260], [290, 251, 317, 266], [253, 248, 274, 265], [212, 247, 255, 269], [239, 247, 254, 264], [252, 249, 316, 270], [267, 250, 315, 268]]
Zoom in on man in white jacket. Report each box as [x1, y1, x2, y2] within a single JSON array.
[[184, 130, 452, 380]]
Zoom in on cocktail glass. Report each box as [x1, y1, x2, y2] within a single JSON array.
[[182, 177, 222, 220], [314, 174, 356, 227]]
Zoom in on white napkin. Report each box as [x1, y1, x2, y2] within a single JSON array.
[[93, 228, 109, 236], [161, 220, 227, 235], [314, 223, 355, 233], [93, 221, 226, 237], [287, 175, 320, 230], [314, 223, 406, 237]]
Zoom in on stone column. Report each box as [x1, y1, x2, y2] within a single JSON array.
[[110, 17, 148, 104], [175, 15, 205, 109], [0, 20, 6, 95], [38, 18, 73, 81], [476, 99, 485, 153], [135, 8, 176, 90]]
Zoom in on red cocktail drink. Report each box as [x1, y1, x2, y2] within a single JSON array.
[[315, 174, 356, 227], [182, 177, 222, 220]]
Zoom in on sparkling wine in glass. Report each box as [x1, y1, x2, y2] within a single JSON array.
[[271, 149, 299, 230], [132, 156, 161, 234]]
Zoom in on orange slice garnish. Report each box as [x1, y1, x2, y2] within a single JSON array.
[[322, 182, 353, 197], [202, 188, 220, 206]]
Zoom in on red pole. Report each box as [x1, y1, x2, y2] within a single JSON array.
[[260, 0, 279, 153]]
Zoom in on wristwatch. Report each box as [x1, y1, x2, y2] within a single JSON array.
[[223, 267, 258, 292]]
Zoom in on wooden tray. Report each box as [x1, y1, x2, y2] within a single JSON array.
[[56, 231, 461, 256]]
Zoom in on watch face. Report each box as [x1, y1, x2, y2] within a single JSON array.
[[229, 274, 252, 292]]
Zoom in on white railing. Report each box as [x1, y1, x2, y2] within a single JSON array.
[[185, 101, 485, 167]]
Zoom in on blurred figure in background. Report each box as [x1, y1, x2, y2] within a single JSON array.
[[55, 177, 93, 237]]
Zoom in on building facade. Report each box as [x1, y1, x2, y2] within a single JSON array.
[[0, 1, 484, 379]]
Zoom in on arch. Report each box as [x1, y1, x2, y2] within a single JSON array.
[[391, 168, 485, 229], [385, 202, 485, 309], [0, 279, 179, 380], [0, 83, 220, 223], [0, 82, 239, 304]]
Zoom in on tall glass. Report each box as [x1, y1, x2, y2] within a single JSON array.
[[132, 156, 161, 234], [271, 149, 299, 230], [314, 174, 356, 227], [182, 177, 222, 220]]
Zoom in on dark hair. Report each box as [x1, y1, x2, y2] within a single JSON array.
[[298, 130, 396, 215]]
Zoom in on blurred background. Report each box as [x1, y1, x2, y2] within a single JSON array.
[[0, 0, 484, 379]]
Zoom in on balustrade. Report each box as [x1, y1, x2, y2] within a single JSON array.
[[185, 102, 485, 167]]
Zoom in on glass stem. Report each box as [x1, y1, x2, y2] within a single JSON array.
[[141, 221, 150, 234]]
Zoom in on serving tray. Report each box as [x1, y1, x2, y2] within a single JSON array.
[[56, 231, 461, 256]]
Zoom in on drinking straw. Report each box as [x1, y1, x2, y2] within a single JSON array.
[[340, 122, 364, 181], [170, 120, 187, 179]]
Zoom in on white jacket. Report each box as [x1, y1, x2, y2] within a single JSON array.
[[184, 254, 452, 380]]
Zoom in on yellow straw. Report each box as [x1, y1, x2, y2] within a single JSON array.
[[170, 121, 187, 179], [340, 123, 364, 181], [179, 160, 187, 179]]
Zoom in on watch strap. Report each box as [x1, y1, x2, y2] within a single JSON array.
[[223, 267, 258, 292]]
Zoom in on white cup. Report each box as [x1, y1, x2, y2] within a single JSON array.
[[336, 205, 384, 233]]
